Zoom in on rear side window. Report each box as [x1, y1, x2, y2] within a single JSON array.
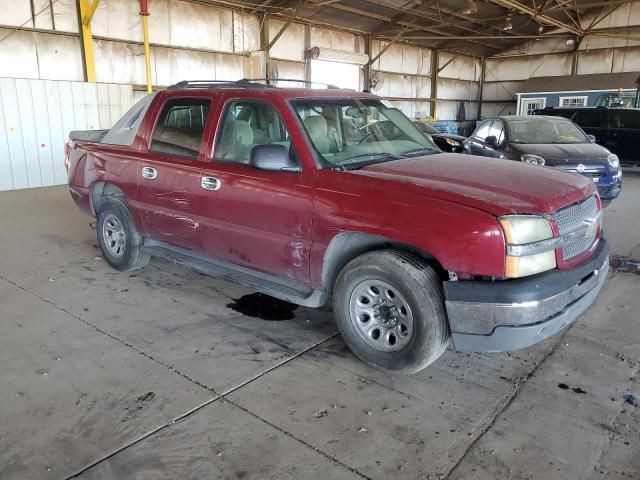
[[572, 110, 603, 128], [608, 110, 640, 129], [150, 98, 211, 159], [474, 121, 492, 140]]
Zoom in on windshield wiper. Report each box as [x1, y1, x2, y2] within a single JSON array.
[[334, 153, 403, 171], [401, 147, 440, 157]]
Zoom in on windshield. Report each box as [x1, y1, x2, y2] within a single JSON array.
[[507, 117, 589, 144], [291, 98, 440, 169], [414, 122, 441, 135]]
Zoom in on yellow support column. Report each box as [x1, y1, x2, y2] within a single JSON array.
[[140, 0, 152, 93], [78, 0, 99, 83]]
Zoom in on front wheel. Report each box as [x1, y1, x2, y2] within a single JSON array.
[[333, 250, 450, 373]]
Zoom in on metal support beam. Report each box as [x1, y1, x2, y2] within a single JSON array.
[[570, 36, 584, 75], [363, 34, 371, 91], [487, 0, 582, 35], [430, 49, 438, 120], [140, 0, 152, 93], [478, 56, 486, 119], [266, 8, 296, 51], [83, 0, 100, 24], [304, 24, 311, 83], [259, 13, 270, 81], [77, 0, 99, 82], [438, 54, 459, 73], [369, 29, 407, 65]]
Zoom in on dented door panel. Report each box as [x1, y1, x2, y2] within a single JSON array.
[[136, 153, 203, 248], [197, 163, 314, 284]]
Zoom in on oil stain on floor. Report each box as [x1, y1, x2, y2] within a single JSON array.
[[226, 292, 299, 321]]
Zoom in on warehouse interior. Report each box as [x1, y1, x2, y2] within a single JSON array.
[[1, 0, 639, 479]]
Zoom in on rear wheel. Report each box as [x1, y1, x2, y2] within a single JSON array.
[[96, 198, 149, 271], [333, 250, 450, 373]]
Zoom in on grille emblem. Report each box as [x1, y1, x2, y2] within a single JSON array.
[[576, 164, 586, 173]]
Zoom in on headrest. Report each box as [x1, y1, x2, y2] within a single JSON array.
[[232, 120, 254, 145], [304, 115, 328, 138]]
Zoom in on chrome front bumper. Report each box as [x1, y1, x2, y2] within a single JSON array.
[[444, 238, 609, 353]]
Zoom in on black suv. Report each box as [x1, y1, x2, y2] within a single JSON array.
[[532, 107, 640, 168]]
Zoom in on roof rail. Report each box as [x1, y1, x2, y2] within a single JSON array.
[[239, 78, 342, 89], [166, 80, 274, 90], [167, 78, 343, 90]]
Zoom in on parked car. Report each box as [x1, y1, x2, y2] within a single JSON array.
[[464, 115, 622, 203], [66, 80, 609, 373], [532, 106, 640, 168], [413, 121, 465, 153]]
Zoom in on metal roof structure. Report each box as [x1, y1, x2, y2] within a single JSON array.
[[190, 0, 639, 57]]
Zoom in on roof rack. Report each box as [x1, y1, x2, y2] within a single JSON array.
[[240, 78, 342, 89], [166, 80, 273, 90], [167, 78, 343, 90]]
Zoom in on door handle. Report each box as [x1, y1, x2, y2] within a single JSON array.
[[201, 176, 222, 191], [141, 166, 158, 180]]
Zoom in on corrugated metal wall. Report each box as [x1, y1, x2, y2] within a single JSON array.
[[480, 3, 640, 115], [0, 78, 133, 191]]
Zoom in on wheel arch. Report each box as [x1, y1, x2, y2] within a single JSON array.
[[90, 182, 127, 216], [321, 232, 446, 297]]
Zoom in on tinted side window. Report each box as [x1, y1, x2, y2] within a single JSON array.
[[474, 121, 492, 140], [214, 100, 294, 165], [150, 98, 210, 159], [608, 110, 640, 129], [572, 110, 603, 128]]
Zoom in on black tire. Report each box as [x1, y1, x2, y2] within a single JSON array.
[[333, 250, 450, 374], [96, 198, 150, 272]]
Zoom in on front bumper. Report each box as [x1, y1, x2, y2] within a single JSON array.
[[444, 238, 609, 352]]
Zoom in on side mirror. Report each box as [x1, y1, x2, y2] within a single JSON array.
[[249, 144, 300, 172], [485, 135, 498, 148], [587, 134, 596, 143]]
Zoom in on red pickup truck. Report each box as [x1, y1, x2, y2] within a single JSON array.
[[66, 80, 609, 373]]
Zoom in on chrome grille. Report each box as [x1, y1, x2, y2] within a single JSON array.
[[553, 195, 599, 260]]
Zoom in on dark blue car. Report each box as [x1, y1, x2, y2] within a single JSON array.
[[464, 115, 622, 203]]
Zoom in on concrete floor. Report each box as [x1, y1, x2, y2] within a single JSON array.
[[1, 173, 639, 480]]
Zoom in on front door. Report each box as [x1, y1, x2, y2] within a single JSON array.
[[136, 95, 213, 249], [467, 120, 494, 157], [197, 97, 314, 285]]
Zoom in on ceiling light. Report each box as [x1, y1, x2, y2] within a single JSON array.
[[501, 16, 513, 31], [538, 25, 544, 34], [566, 37, 576, 46], [462, 0, 478, 15]]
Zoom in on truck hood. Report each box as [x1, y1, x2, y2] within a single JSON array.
[[508, 143, 610, 166], [355, 154, 595, 216]]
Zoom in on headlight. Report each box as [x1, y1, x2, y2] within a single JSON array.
[[521, 154, 545, 166], [445, 138, 462, 147], [499, 215, 553, 244], [505, 251, 557, 278], [607, 153, 619, 169], [499, 215, 557, 278]]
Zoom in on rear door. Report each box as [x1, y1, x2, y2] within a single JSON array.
[[605, 109, 640, 163], [197, 95, 315, 285], [136, 94, 215, 249]]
